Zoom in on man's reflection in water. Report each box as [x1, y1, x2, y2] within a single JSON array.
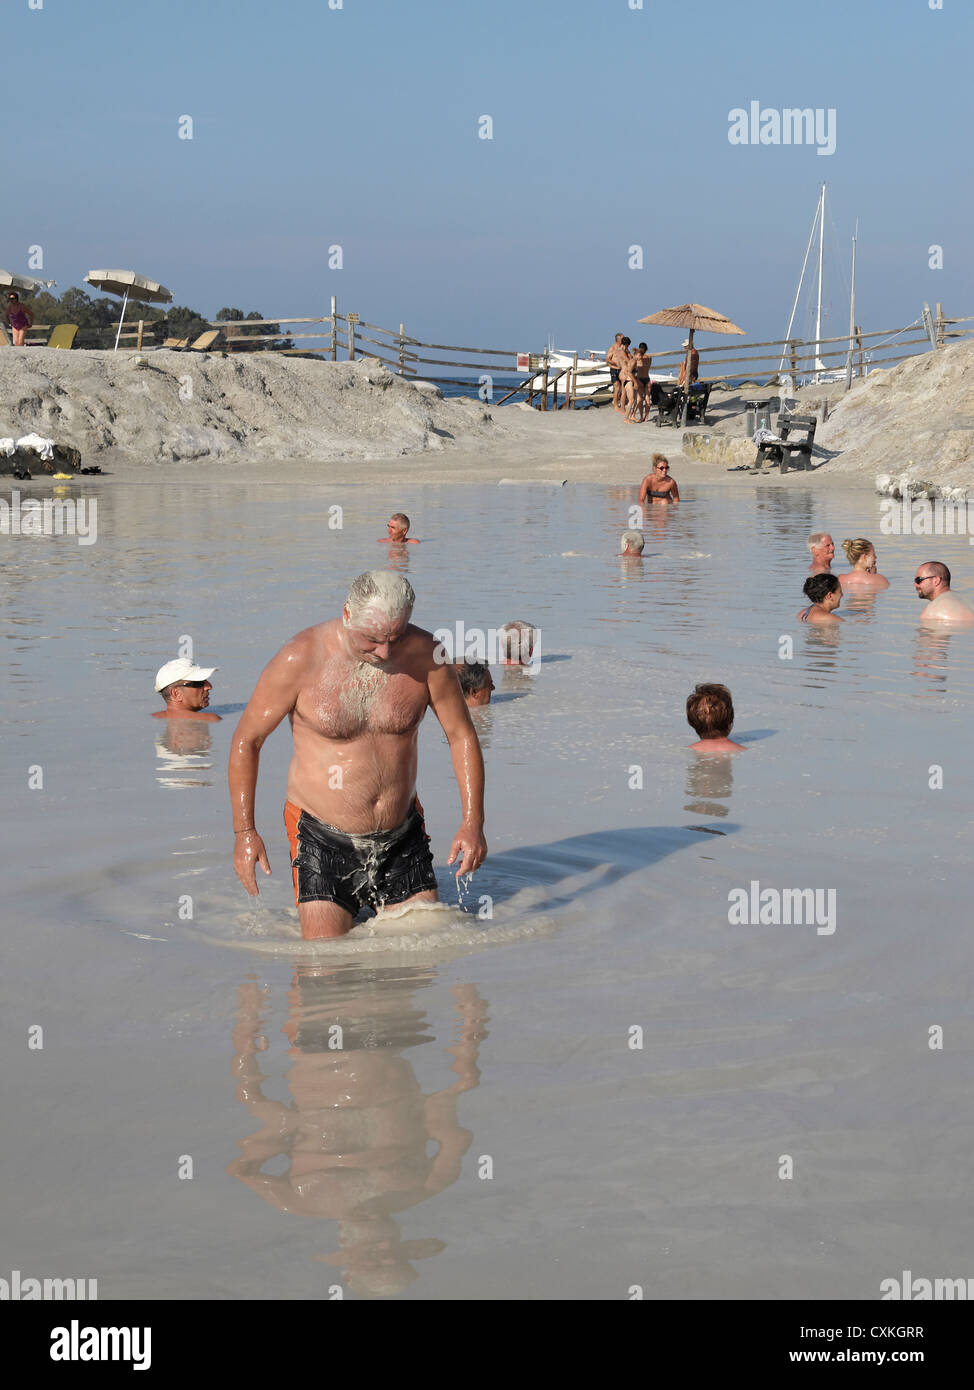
[[227, 969, 488, 1296], [912, 626, 953, 693], [154, 720, 213, 789], [684, 753, 734, 819], [384, 543, 411, 575]]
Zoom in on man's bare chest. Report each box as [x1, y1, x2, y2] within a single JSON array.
[[295, 661, 428, 741]]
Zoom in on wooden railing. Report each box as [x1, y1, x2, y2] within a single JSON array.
[[17, 299, 974, 406]]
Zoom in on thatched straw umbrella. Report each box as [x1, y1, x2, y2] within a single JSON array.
[[638, 303, 745, 426]]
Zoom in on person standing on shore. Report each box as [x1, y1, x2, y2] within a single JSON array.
[[229, 571, 487, 939], [607, 333, 631, 412], [807, 533, 835, 574], [627, 343, 652, 423], [5, 292, 34, 347], [914, 562, 974, 624]]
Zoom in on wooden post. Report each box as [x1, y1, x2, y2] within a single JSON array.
[[856, 326, 864, 377], [935, 302, 945, 347], [570, 351, 578, 408], [136, 320, 144, 350], [348, 313, 357, 361], [540, 355, 549, 411], [330, 295, 337, 360], [398, 324, 405, 375], [789, 340, 798, 377]]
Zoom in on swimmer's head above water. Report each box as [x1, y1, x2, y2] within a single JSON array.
[[455, 660, 494, 706], [380, 512, 417, 544], [807, 531, 835, 570], [620, 529, 645, 556], [153, 657, 220, 720], [497, 620, 538, 668], [686, 682, 745, 753]]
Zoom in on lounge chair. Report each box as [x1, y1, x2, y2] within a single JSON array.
[[47, 324, 78, 349], [156, 337, 190, 350], [0, 324, 10, 346], [188, 329, 221, 351]]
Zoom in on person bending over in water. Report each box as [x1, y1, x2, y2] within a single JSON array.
[[798, 572, 843, 623], [638, 454, 679, 505], [686, 683, 745, 753], [153, 659, 221, 721], [379, 513, 419, 544], [914, 561, 974, 624], [229, 571, 486, 939], [620, 529, 645, 557], [455, 661, 494, 707], [840, 538, 889, 591], [807, 532, 834, 574]]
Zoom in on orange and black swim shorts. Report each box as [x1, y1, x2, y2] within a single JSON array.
[[283, 799, 436, 917]]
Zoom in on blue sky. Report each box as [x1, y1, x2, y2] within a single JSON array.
[[4, 0, 971, 360]]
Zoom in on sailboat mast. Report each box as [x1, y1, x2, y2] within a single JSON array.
[[779, 194, 821, 376], [815, 183, 826, 375], [844, 221, 858, 391]]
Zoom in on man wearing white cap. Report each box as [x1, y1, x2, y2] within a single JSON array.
[[153, 658, 220, 721]]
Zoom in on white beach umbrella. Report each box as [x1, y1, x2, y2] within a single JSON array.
[[0, 270, 57, 292], [84, 269, 173, 350]]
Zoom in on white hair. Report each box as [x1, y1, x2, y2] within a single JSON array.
[[621, 529, 645, 553], [498, 620, 537, 662], [346, 571, 415, 624]]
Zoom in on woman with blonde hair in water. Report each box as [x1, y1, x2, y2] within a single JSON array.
[[638, 454, 679, 505], [839, 538, 889, 591]]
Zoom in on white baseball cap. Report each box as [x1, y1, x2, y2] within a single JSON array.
[[155, 658, 218, 692]]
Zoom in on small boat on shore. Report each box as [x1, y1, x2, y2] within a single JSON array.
[[525, 350, 676, 404]]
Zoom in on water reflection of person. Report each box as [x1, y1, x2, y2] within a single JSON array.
[[911, 625, 953, 691], [227, 971, 488, 1297], [154, 719, 214, 788], [684, 750, 735, 818]]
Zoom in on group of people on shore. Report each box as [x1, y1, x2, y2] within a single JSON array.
[[606, 331, 700, 423], [798, 531, 974, 625]]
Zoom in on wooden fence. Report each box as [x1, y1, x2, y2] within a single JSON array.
[[19, 298, 974, 407]]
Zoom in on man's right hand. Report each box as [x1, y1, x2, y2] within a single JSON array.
[[234, 830, 272, 896]]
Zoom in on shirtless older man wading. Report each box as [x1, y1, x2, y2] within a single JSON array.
[[229, 571, 487, 938]]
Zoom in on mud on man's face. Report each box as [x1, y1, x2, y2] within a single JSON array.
[[343, 604, 410, 665]]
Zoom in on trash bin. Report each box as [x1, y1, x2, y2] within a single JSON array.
[[743, 399, 761, 438]]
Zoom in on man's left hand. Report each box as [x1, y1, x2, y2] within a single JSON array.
[[447, 823, 487, 877]]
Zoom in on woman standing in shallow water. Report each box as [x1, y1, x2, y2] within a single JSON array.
[[638, 454, 679, 505], [839, 538, 889, 591]]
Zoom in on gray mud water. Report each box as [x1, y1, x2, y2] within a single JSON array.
[[2, 477, 973, 1300]]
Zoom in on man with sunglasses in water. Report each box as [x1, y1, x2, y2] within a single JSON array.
[[153, 658, 221, 721], [914, 562, 974, 624]]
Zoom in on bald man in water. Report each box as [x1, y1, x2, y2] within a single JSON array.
[[229, 571, 487, 939], [914, 561, 974, 624]]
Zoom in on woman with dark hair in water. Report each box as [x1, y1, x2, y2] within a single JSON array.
[[798, 573, 843, 624]]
